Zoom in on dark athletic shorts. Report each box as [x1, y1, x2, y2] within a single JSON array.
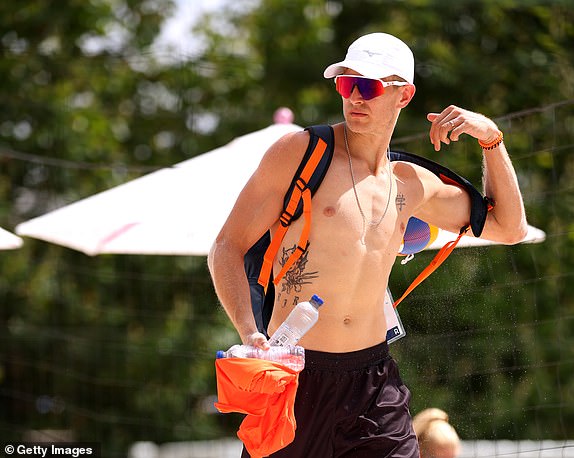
[[241, 341, 419, 457]]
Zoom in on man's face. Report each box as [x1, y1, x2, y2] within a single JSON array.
[[339, 69, 414, 133]]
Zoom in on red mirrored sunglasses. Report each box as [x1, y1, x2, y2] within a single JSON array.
[[335, 75, 409, 100]]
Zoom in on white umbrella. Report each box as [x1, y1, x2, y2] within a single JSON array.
[[0, 227, 23, 250], [16, 122, 303, 256], [16, 113, 545, 256], [425, 224, 545, 251]]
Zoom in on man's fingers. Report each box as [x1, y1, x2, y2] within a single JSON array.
[[428, 112, 457, 151], [450, 122, 465, 141], [246, 332, 270, 350]]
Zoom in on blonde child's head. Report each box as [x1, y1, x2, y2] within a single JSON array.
[[413, 408, 461, 458]]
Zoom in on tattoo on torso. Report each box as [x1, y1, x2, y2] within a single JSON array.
[[278, 244, 319, 295], [396, 193, 406, 211], [277, 293, 300, 309]]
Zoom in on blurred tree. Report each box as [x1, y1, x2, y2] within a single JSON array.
[[0, 0, 240, 454]]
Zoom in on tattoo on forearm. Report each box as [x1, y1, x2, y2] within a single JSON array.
[[396, 193, 406, 211], [279, 244, 319, 295]]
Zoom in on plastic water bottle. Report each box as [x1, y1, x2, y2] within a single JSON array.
[[216, 344, 305, 371], [268, 294, 324, 347]]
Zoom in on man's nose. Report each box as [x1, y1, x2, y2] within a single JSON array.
[[349, 85, 364, 102]]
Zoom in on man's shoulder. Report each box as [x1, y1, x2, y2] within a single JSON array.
[[269, 129, 311, 157], [259, 129, 310, 167], [252, 130, 315, 193], [392, 157, 447, 191], [392, 157, 433, 175]]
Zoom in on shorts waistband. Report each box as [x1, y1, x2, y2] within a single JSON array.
[[303, 341, 390, 371]]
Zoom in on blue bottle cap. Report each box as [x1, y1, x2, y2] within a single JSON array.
[[216, 350, 225, 359], [311, 294, 324, 306]]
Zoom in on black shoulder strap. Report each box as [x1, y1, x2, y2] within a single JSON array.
[[389, 150, 490, 237]]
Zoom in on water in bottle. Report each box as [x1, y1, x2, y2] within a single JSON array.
[[268, 294, 324, 347], [216, 344, 305, 371]]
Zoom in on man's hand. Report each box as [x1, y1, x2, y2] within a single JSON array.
[[427, 105, 500, 152], [244, 331, 271, 350]]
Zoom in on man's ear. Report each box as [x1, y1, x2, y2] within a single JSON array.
[[398, 84, 416, 108]]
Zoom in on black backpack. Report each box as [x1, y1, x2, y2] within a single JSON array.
[[244, 124, 491, 335]]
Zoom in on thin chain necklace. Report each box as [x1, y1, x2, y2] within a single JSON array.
[[343, 123, 393, 242]]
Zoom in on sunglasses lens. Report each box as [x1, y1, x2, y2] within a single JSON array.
[[336, 77, 384, 100]]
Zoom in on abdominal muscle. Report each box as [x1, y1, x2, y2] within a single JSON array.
[[265, 153, 409, 352], [267, 213, 400, 353]]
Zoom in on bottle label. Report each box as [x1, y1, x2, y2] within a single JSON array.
[[269, 325, 300, 347]]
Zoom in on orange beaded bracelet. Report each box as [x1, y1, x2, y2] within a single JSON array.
[[478, 130, 504, 150]]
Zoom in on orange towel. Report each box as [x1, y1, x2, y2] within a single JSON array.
[[214, 358, 301, 458]]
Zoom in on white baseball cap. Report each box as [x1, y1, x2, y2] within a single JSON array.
[[323, 33, 415, 84]]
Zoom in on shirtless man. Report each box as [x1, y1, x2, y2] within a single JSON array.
[[208, 32, 527, 457]]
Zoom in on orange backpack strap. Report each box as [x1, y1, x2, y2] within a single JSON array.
[[392, 226, 469, 308], [389, 150, 494, 306], [257, 125, 334, 291]]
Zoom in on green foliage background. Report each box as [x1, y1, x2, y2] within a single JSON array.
[[0, 0, 573, 456]]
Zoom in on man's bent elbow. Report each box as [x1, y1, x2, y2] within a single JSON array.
[[500, 220, 529, 245], [207, 235, 225, 275], [207, 242, 216, 274], [208, 234, 243, 273]]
